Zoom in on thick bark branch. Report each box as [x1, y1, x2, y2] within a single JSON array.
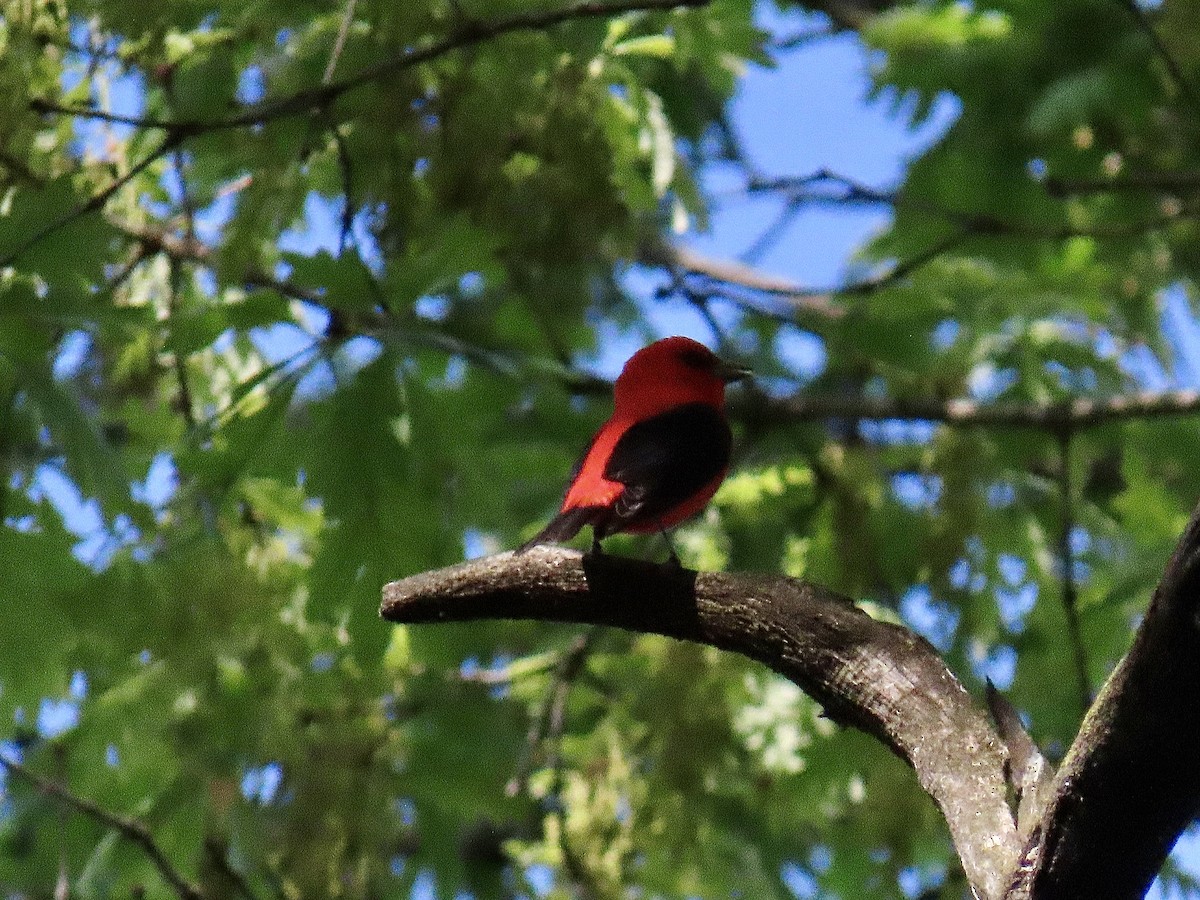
[[1005, 502, 1200, 899], [381, 549, 1019, 900]]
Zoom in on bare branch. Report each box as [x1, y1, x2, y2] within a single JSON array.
[[0, 756, 205, 900], [640, 239, 845, 321], [382, 549, 1020, 900], [758, 387, 1200, 431], [1005, 498, 1200, 899], [749, 169, 1191, 238], [645, 229, 971, 324]]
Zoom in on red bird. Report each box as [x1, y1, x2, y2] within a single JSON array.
[[519, 336, 748, 556]]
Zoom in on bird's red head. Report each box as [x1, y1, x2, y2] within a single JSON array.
[[613, 336, 748, 421]]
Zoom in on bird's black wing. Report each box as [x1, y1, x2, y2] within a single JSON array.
[[602, 401, 731, 533]]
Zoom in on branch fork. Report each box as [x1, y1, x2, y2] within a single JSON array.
[[383, 499, 1200, 900]]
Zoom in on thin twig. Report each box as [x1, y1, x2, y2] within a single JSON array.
[[0, 147, 45, 185], [105, 244, 149, 296], [763, 387, 1200, 431], [203, 836, 262, 900], [506, 628, 603, 798], [115, 219, 328, 305], [0, 134, 181, 268], [168, 258, 198, 430], [748, 169, 1191, 239], [771, 24, 835, 50], [0, 756, 205, 900], [1120, 0, 1200, 120], [173, 150, 197, 247], [0, 386, 17, 525], [740, 195, 803, 264], [684, 289, 732, 353], [545, 629, 604, 794], [28, 100, 175, 130], [543, 630, 607, 900], [323, 0, 359, 84], [1044, 170, 1200, 196], [1056, 430, 1092, 715], [842, 230, 968, 296], [331, 127, 355, 254]]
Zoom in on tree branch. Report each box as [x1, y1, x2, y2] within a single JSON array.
[[1044, 170, 1200, 196], [0, 134, 180, 268], [322, 0, 359, 85], [1005, 498, 1200, 899], [32, 0, 710, 135], [646, 230, 977, 324], [381, 549, 1020, 900], [0, 755, 205, 900], [759, 387, 1200, 431], [111, 222, 1200, 438], [1056, 430, 1091, 716], [748, 169, 1192, 238], [639, 238, 845, 320], [1119, 0, 1200, 121]]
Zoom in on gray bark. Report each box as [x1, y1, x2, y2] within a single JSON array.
[[1004, 507, 1200, 899], [382, 549, 1020, 900], [382, 501, 1200, 899]]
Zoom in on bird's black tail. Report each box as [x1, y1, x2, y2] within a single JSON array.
[[517, 506, 604, 554]]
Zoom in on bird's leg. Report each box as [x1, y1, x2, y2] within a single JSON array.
[[588, 530, 605, 557]]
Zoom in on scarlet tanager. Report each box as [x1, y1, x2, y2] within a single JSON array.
[[519, 336, 749, 556]]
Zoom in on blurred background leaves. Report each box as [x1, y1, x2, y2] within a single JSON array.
[[1, 0, 1200, 896]]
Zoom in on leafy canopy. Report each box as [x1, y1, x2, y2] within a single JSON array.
[[1, 0, 1200, 897]]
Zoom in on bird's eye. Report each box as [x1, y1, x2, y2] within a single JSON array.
[[677, 347, 714, 370]]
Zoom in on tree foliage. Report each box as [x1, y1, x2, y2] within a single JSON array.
[[1, 0, 1200, 897]]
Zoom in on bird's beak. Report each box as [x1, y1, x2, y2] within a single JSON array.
[[716, 360, 753, 383]]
